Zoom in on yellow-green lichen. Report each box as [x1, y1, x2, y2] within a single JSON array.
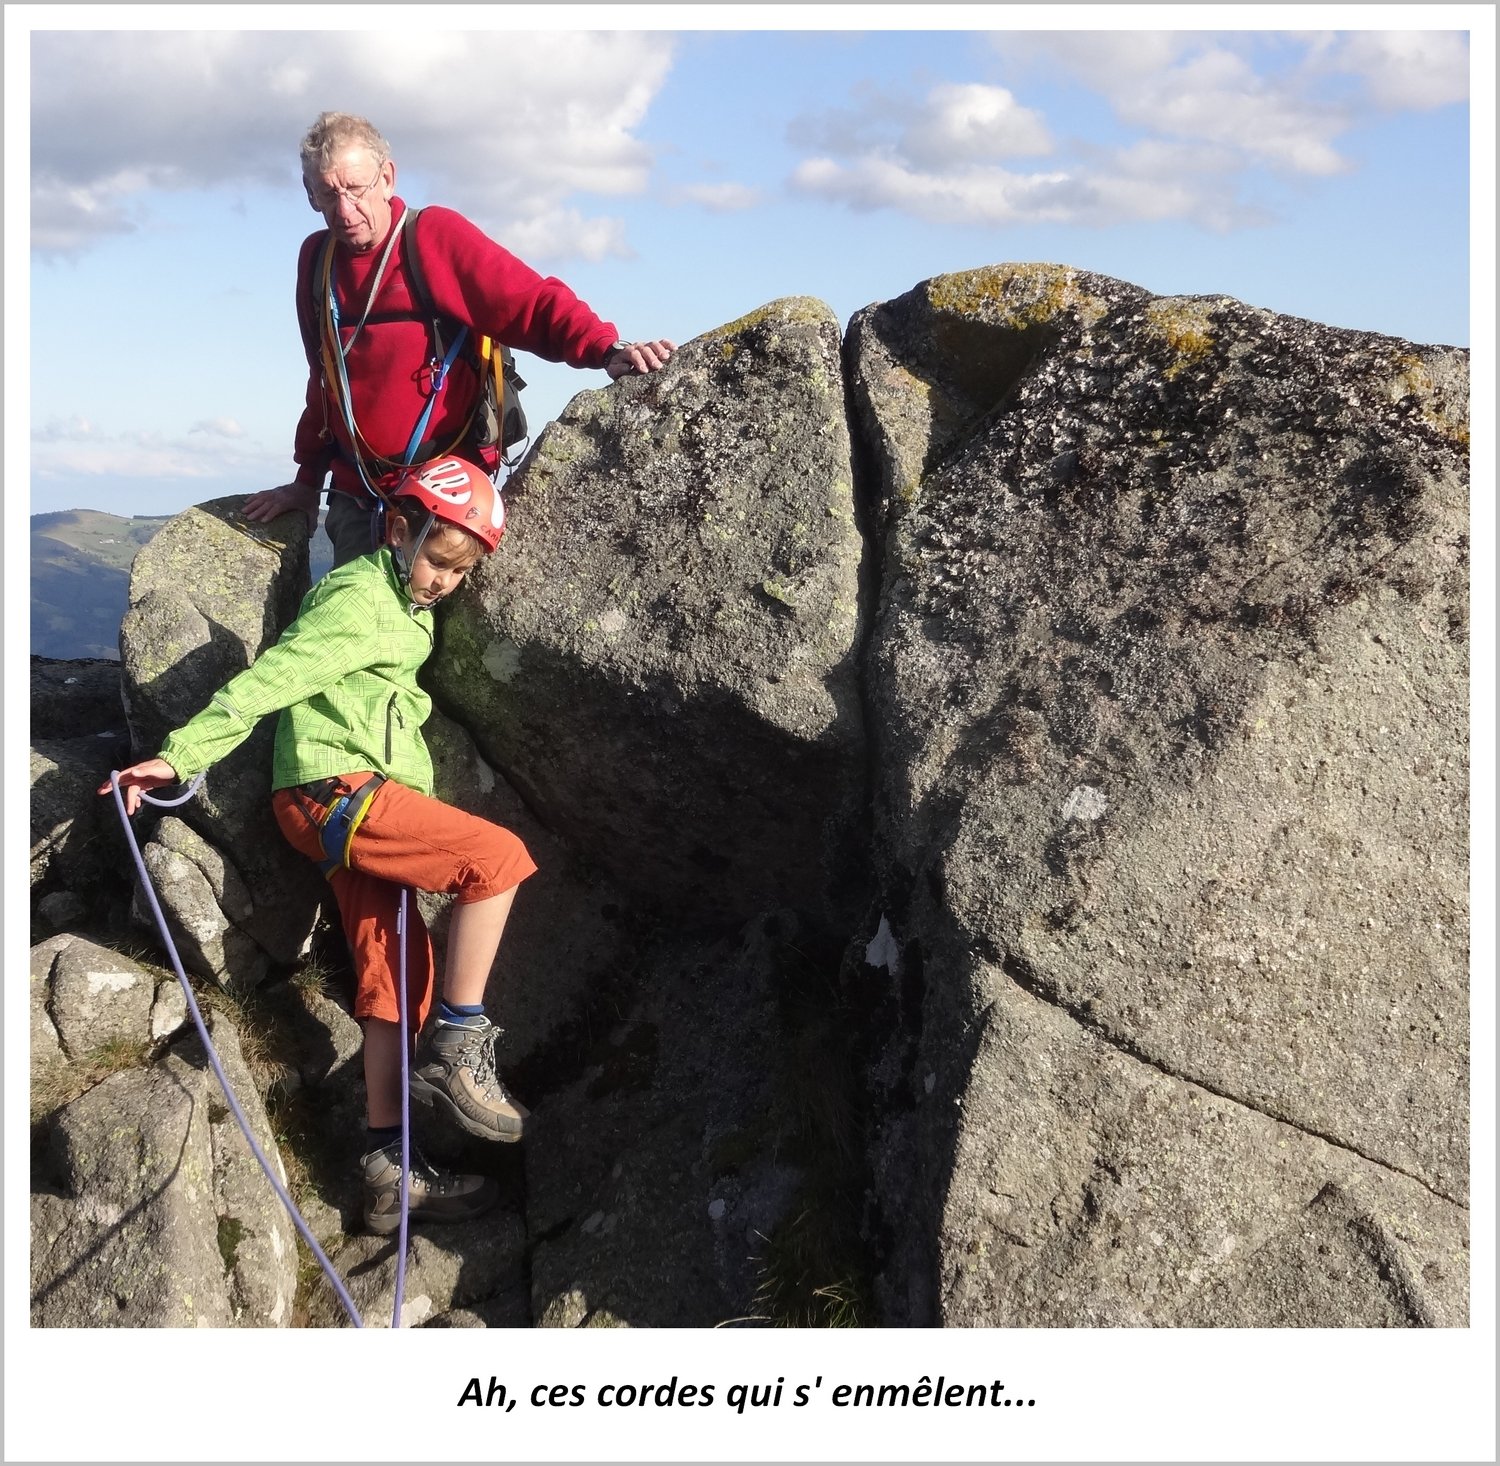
[[926, 264, 1107, 330], [885, 363, 933, 400], [1144, 298, 1217, 380], [708, 297, 836, 346], [761, 575, 798, 608], [1391, 353, 1470, 450]]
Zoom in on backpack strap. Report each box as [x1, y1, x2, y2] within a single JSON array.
[[406, 208, 527, 463], [400, 208, 440, 344]]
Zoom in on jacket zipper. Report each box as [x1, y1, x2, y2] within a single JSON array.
[[385, 692, 406, 764]]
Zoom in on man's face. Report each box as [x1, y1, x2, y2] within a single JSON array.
[[304, 145, 396, 253]]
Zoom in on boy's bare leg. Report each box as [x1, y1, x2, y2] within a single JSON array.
[[442, 885, 518, 1008], [363, 1018, 405, 1128]]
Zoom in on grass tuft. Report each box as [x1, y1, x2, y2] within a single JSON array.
[[31, 1036, 153, 1122], [737, 933, 876, 1328], [750, 1209, 872, 1329]]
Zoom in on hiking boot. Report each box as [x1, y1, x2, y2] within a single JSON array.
[[361, 1141, 499, 1235], [410, 1015, 529, 1143]]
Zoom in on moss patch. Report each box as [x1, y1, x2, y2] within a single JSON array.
[[1392, 353, 1470, 449], [1144, 298, 1217, 380], [216, 1215, 244, 1272], [926, 264, 1107, 330], [708, 297, 836, 344]]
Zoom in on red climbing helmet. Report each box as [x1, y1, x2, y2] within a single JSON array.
[[391, 456, 506, 553]]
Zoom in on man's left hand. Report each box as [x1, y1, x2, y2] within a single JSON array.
[[606, 339, 676, 379]]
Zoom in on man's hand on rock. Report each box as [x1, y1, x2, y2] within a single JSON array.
[[243, 481, 321, 533], [606, 339, 677, 380]]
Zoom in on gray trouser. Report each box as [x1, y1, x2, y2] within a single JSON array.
[[325, 491, 383, 568]]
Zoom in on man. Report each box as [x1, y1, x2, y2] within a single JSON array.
[[245, 112, 674, 565]]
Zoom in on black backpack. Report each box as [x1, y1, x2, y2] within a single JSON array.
[[310, 207, 529, 476]]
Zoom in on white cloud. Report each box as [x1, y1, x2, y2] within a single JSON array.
[[791, 80, 1050, 171], [791, 149, 1258, 233], [495, 208, 633, 264], [792, 156, 1072, 227], [788, 59, 1271, 232], [33, 416, 99, 444], [29, 30, 676, 261], [188, 418, 247, 439], [1000, 31, 1191, 91], [32, 418, 279, 481], [790, 31, 1471, 232], [30, 173, 148, 254], [676, 182, 762, 213], [899, 83, 1052, 167], [1007, 34, 1353, 178], [1310, 31, 1469, 111]]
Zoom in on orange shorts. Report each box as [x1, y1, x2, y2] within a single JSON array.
[[272, 775, 537, 1029]]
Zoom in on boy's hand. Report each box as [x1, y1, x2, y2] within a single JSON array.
[[100, 759, 181, 817]]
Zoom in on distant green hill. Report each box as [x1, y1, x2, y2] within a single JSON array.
[[30, 507, 332, 660], [31, 511, 170, 660]]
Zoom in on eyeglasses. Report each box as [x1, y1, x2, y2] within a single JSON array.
[[306, 176, 384, 212]]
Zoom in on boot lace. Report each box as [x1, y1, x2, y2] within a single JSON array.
[[456, 1022, 511, 1101]]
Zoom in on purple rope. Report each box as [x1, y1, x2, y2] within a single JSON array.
[[394, 886, 411, 1327], [109, 772, 365, 1329]]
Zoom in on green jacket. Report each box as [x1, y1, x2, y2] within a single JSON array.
[[159, 548, 437, 795]]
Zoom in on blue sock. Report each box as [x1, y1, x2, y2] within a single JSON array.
[[439, 999, 486, 1026], [365, 1124, 400, 1152]]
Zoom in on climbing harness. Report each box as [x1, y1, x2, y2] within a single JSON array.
[[301, 773, 388, 876], [107, 771, 418, 1329]]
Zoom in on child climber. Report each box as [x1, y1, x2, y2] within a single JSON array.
[[104, 457, 533, 1235]]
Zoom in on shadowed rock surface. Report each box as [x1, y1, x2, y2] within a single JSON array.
[[430, 297, 868, 926], [849, 264, 1468, 1324]]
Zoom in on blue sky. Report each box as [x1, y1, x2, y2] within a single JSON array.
[[12, 11, 1487, 520]]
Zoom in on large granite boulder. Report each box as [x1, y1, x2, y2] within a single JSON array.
[[430, 298, 868, 925], [31, 933, 187, 1065], [851, 265, 1469, 1324], [119, 497, 322, 977], [30, 659, 134, 921], [526, 911, 816, 1328], [30, 735, 127, 891], [301, 1207, 530, 1329], [134, 816, 270, 992], [31, 1009, 297, 1327]]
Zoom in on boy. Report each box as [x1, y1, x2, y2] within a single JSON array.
[[106, 458, 533, 1234]]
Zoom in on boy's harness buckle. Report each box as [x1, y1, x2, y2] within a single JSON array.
[[302, 774, 388, 876]]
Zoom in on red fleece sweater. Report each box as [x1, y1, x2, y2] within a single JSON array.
[[292, 198, 619, 497]]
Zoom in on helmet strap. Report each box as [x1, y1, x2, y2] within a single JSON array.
[[388, 509, 436, 585]]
